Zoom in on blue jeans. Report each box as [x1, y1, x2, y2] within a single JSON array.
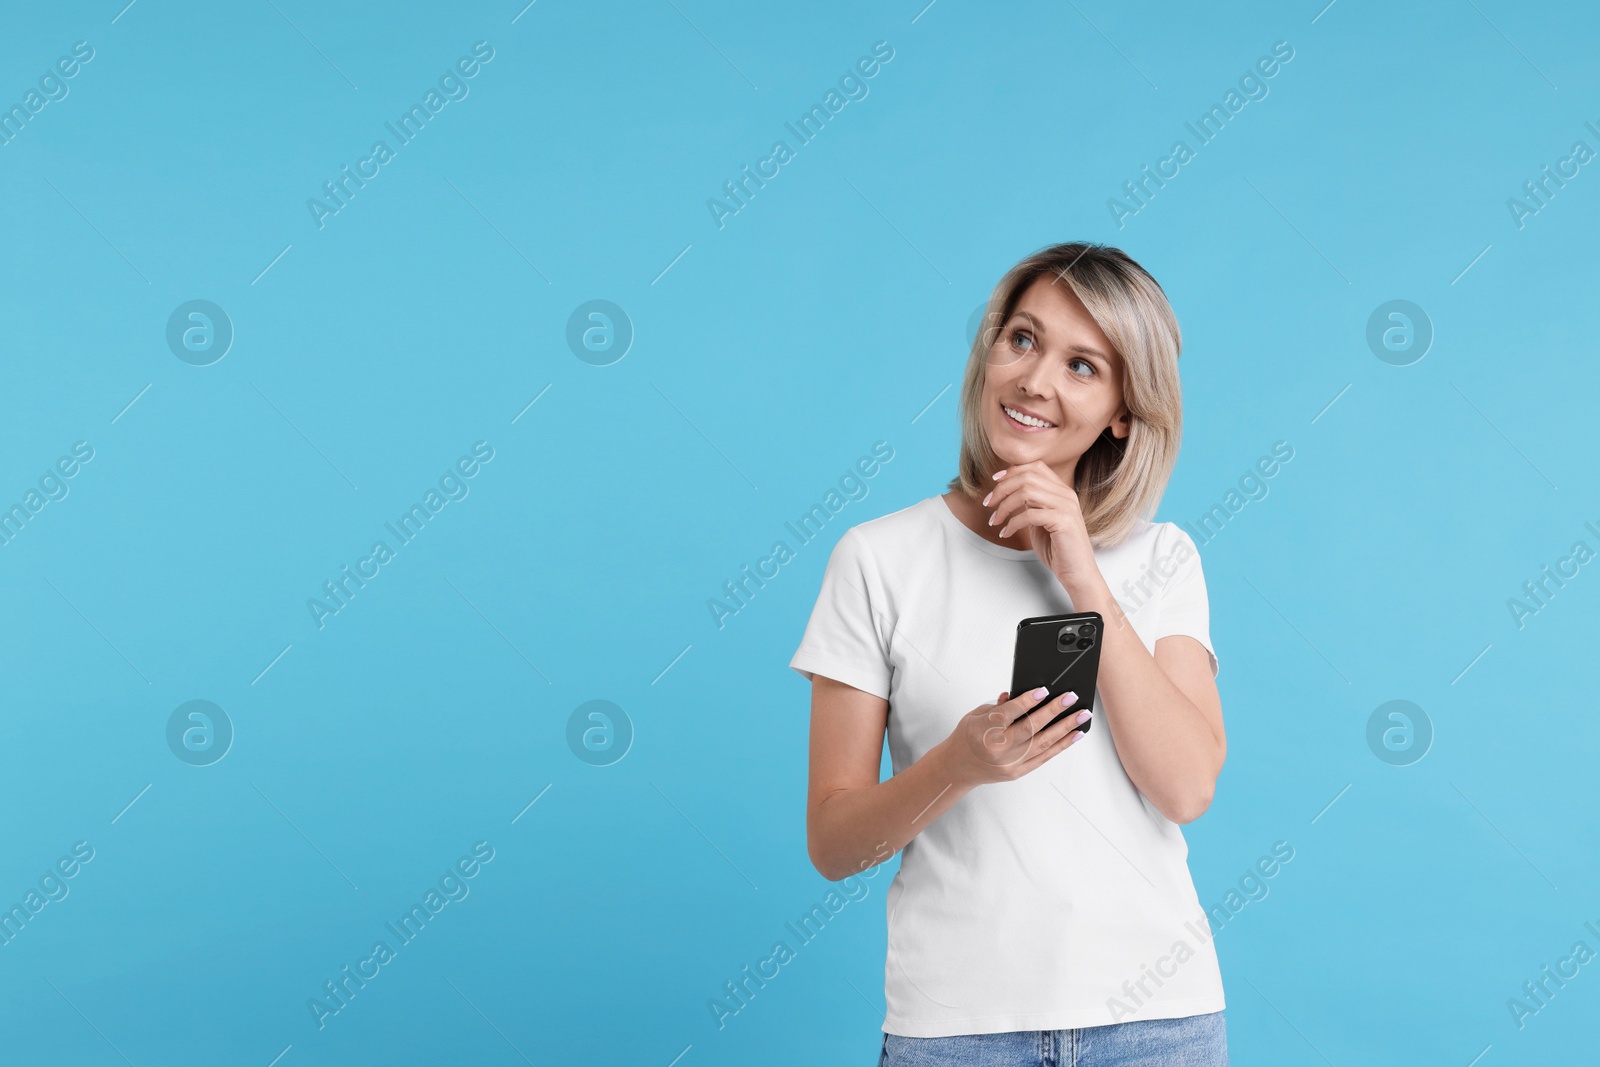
[[879, 1011, 1228, 1066]]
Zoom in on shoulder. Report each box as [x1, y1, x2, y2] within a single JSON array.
[[1101, 519, 1205, 578], [818, 498, 942, 592], [835, 496, 940, 555], [1101, 516, 1163, 556], [1155, 520, 1202, 559], [1147, 523, 1207, 585]]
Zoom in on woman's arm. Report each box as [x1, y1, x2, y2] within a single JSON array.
[[1067, 575, 1225, 824], [806, 675, 971, 881], [806, 674, 1089, 880]]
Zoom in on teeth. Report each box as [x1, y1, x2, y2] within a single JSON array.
[[1003, 405, 1054, 428]]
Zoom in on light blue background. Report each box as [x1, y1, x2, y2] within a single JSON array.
[[2, 1, 1598, 1064]]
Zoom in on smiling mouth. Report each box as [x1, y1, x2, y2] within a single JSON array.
[[1001, 403, 1056, 430]]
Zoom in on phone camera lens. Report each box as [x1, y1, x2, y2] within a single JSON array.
[[1079, 622, 1096, 637], [1077, 637, 1093, 650]]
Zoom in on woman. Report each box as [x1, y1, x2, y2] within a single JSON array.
[[790, 242, 1229, 1066]]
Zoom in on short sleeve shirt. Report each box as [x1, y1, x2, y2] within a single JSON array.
[[790, 495, 1224, 1037]]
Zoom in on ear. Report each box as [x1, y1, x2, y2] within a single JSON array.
[[1107, 405, 1132, 440]]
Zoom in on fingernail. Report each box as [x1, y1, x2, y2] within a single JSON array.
[[981, 492, 992, 506], [1078, 709, 1093, 723], [1030, 686, 1049, 700], [987, 512, 997, 526], [1059, 691, 1077, 705], [992, 470, 1007, 480]]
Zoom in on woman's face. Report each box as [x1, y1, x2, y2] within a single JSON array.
[[979, 275, 1130, 483]]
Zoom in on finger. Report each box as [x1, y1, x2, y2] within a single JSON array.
[[1017, 710, 1092, 770], [985, 463, 1049, 489], [998, 506, 1055, 540], [1000, 686, 1052, 726], [986, 473, 1072, 533], [992, 460, 1061, 488], [1023, 714, 1085, 762], [1019, 691, 1078, 737], [982, 468, 1056, 516], [985, 476, 1042, 532], [985, 488, 1035, 534], [989, 465, 1078, 518]]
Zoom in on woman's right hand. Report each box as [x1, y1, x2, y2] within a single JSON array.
[[941, 687, 1091, 787]]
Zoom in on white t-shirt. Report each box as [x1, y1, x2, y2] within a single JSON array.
[[789, 494, 1225, 1037]]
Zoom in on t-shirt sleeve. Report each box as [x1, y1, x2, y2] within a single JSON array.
[[1151, 524, 1219, 679], [788, 527, 893, 700]]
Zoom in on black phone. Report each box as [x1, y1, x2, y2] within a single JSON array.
[[1009, 612, 1103, 734]]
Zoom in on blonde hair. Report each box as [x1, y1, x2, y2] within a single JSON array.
[[948, 242, 1184, 549]]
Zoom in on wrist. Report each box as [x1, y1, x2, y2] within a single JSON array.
[[1058, 566, 1111, 609], [930, 734, 980, 792]]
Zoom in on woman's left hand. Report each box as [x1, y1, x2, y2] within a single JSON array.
[[983, 461, 1097, 589]]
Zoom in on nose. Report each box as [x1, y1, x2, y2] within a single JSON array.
[[1014, 350, 1054, 395]]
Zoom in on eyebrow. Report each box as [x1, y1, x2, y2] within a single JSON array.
[[1009, 310, 1114, 363]]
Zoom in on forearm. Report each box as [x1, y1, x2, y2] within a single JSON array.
[[809, 738, 974, 881], [1070, 574, 1223, 822]]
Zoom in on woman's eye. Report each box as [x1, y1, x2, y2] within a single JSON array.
[[1068, 357, 1095, 377], [1009, 330, 1034, 352]]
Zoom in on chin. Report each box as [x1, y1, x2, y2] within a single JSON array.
[[989, 439, 1025, 462], [986, 423, 1039, 460]]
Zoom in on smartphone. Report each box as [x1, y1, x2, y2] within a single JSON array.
[[1009, 611, 1102, 734]]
